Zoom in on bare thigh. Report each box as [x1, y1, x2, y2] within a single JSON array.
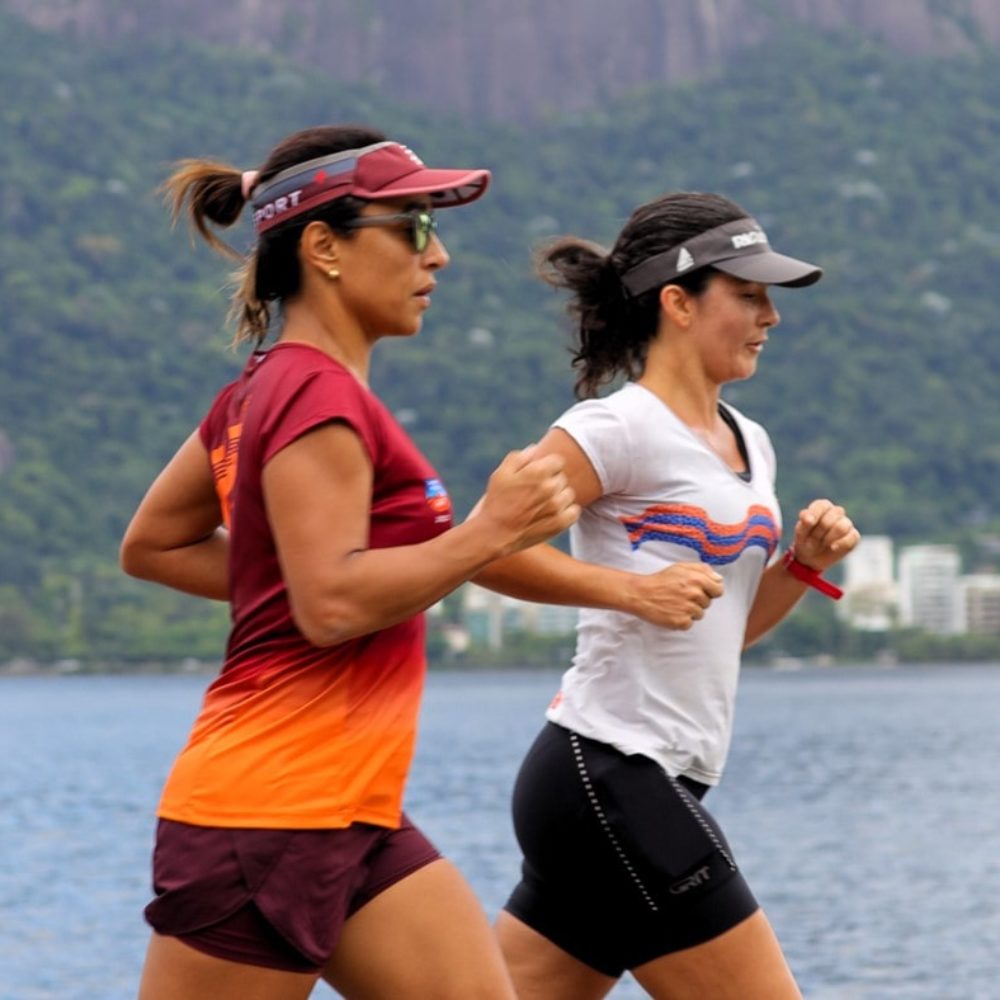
[[137, 932, 318, 1000], [495, 911, 619, 1000], [631, 909, 802, 1000], [323, 858, 516, 1000]]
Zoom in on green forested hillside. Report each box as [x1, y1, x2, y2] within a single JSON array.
[[1, 13, 998, 661]]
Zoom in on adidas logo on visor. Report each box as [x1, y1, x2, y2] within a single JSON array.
[[677, 247, 695, 272]]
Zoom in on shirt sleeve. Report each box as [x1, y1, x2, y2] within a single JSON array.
[[198, 382, 238, 450], [261, 368, 382, 467], [553, 397, 634, 496]]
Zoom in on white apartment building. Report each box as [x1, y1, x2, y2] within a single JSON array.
[[897, 544, 962, 635], [839, 535, 897, 631], [959, 575, 1000, 635]]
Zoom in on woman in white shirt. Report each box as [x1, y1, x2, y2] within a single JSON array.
[[478, 191, 859, 999]]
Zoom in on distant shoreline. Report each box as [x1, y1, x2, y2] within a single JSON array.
[[3, 657, 1000, 677]]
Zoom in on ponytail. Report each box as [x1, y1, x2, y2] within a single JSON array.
[[160, 159, 246, 259], [537, 238, 638, 398], [161, 158, 273, 346]]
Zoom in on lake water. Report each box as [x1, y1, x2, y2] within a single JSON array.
[[1, 664, 999, 999]]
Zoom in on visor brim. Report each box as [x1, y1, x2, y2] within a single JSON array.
[[715, 251, 822, 288], [357, 167, 491, 208]]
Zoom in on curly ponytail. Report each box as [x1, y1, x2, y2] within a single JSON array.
[[537, 238, 636, 398]]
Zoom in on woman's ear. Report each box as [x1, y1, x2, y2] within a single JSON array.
[[659, 283, 694, 329], [300, 220, 341, 278]]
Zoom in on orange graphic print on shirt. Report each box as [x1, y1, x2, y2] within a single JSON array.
[[209, 418, 242, 529]]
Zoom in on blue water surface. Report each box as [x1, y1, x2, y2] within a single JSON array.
[[1, 664, 999, 999]]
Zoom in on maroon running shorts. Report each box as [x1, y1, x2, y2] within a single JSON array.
[[144, 814, 441, 972]]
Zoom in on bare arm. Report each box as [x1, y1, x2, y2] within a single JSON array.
[[475, 428, 725, 630], [263, 422, 578, 647], [745, 498, 860, 647], [119, 430, 229, 600]]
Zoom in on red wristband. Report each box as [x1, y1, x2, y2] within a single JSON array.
[[782, 548, 843, 600]]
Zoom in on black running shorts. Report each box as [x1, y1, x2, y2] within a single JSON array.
[[504, 722, 759, 977]]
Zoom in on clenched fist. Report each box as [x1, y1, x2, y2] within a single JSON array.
[[477, 446, 581, 557], [623, 561, 725, 630], [790, 499, 860, 572]]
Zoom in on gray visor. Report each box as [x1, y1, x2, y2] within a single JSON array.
[[620, 217, 822, 296]]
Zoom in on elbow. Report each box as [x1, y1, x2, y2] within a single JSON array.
[[296, 622, 348, 649], [296, 622, 365, 649], [119, 532, 152, 580], [742, 620, 770, 650], [291, 599, 372, 648], [119, 522, 174, 583]]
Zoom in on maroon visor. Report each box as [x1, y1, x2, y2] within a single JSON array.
[[250, 141, 491, 235]]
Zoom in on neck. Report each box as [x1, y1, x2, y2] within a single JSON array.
[[638, 336, 721, 429], [278, 299, 372, 386]]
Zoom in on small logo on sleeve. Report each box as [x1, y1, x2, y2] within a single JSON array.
[[424, 478, 452, 521]]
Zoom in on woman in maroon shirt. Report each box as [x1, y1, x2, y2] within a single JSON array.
[[121, 123, 578, 1000]]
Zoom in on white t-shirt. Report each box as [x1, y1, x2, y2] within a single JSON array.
[[546, 382, 782, 785]]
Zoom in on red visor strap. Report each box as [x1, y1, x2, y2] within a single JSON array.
[[782, 548, 844, 600]]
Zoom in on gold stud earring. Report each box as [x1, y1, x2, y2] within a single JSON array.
[[327, 267, 340, 280]]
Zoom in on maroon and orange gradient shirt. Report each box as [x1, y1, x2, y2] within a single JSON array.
[[157, 342, 453, 830]]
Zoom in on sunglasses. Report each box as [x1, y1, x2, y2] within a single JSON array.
[[346, 209, 438, 253]]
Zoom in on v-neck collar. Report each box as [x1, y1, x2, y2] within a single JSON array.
[[629, 382, 753, 483]]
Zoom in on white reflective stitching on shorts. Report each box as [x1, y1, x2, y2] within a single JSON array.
[[665, 774, 737, 872], [569, 732, 659, 913]]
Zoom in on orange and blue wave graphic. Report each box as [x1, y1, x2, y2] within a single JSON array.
[[619, 503, 779, 564]]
